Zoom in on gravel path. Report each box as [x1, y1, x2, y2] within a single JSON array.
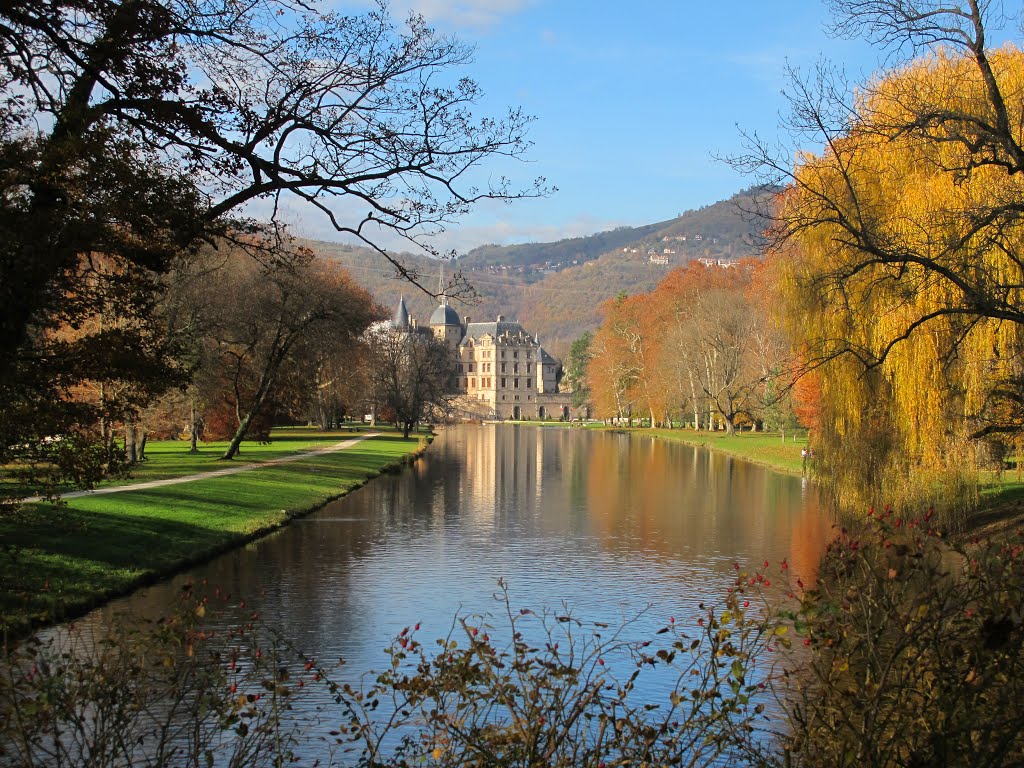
[[24, 433, 381, 502]]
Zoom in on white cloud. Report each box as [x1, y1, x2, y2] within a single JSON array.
[[389, 0, 536, 29]]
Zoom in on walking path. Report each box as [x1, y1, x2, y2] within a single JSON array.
[[25, 433, 381, 502]]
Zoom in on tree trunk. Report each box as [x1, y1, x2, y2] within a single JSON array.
[[125, 423, 138, 464], [123, 424, 148, 463], [221, 358, 279, 460], [222, 408, 255, 460], [189, 398, 200, 453], [687, 370, 700, 430]]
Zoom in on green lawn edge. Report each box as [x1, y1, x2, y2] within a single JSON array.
[[620, 426, 1024, 539], [1, 428, 430, 643], [628, 427, 809, 476]]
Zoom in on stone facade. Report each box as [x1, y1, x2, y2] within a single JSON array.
[[395, 297, 575, 421]]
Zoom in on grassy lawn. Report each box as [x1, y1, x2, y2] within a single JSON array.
[[637, 428, 810, 475], [948, 468, 1024, 542], [1, 427, 427, 641]]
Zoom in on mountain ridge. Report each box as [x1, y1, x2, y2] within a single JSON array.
[[305, 186, 773, 358]]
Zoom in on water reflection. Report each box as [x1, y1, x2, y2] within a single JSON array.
[[74, 426, 830, 676], [24, 426, 834, 762]]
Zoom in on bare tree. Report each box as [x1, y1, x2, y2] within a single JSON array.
[[364, 323, 455, 438], [185, 238, 377, 459], [0, 0, 541, 502]]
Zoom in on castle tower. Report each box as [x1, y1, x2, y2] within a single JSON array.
[[429, 298, 463, 351], [392, 295, 410, 329], [429, 265, 463, 352]]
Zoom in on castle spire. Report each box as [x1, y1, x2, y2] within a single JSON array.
[[438, 262, 448, 306]]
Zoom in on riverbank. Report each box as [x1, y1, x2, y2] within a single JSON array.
[[634, 426, 1024, 541], [1, 427, 429, 642], [637, 427, 809, 476]]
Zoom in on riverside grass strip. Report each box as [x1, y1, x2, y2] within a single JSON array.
[[1, 428, 426, 642], [636, 426, 1024, 536], [639, 428, 809, 475]]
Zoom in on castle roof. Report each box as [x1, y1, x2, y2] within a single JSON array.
[[429, 302, 462, 326], [461, 320, 528, 345], [392, 295, 410, 328]]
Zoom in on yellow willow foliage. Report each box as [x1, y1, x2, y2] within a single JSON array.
[[778, 45, 1024, 522]]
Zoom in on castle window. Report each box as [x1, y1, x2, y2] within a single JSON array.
[[513, 363, 519, 374], [501, 378, 506, 388], [513, 351, 519, 359], [526, 379, 532, 389], [469, 363, 474, 373], [527, 363, 532, 374], [471, 378, 476, 388], [458, 363, 464, 373], [514, 378, 519, 389], [501, 363, 506, 373]]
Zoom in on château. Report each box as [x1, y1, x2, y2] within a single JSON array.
[[392, 296, 577, 421]]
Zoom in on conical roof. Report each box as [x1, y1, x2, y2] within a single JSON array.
[[392, 295, 410, 328]]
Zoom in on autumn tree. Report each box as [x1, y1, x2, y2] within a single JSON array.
[[589, 296, 641, 424], [0, 0, 540, 502], [190, 240, 376, 460], [733, 1, 1024, 516], [0, 248, 192, 503], [598, 293, 668, 427], [300, 329, 375, 431], [652, 262, 784, 434]]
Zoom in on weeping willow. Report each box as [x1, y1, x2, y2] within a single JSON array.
[[778, 46, 1024, 525]]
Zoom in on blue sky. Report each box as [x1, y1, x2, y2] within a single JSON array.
[[289, 1, 905, 251]]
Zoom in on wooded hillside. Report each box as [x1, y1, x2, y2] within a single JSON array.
[[307, 187, 770, 358]]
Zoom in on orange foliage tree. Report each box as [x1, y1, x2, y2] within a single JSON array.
[[589, 261, 790, 433]]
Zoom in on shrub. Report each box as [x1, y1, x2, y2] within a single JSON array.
[[783, 510, 1024, 767], [2, 581, 783, 767], [0, 587, 303, 766], [327, 580, 780, 767]]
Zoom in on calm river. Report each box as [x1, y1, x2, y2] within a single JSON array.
[[54, 425, 833, 760], [90, 424, 831, 673]]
